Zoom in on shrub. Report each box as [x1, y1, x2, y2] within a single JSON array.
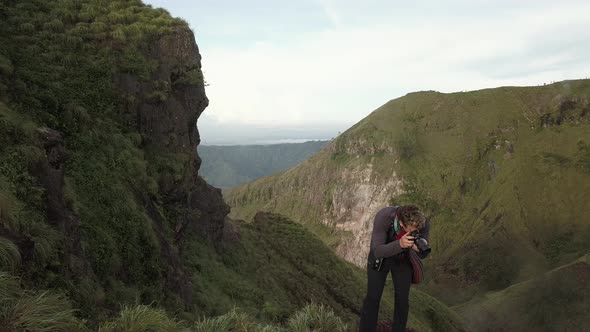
[[98, 304, 187, 332], [0, 189, 17, 230], [43, 19, 64, 32], [0, 237, 21, 272], [286, 302, 349, 332], [192, 308, 258, 332], [395, 128, 421, 159], [0, 54, 14, 75], [172, 69, 203, 87], [576, 140, 590, 173], [18, 22, 35, 33]]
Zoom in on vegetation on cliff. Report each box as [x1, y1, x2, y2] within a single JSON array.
[[0, 0, 201, 322]]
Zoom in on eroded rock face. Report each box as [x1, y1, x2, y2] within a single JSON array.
[[323, 162, 404, 267], [30, 127, 97, 291], [112, 26, 231, 303], [115, 25, 230, 248], [300, 135, 404, 267]]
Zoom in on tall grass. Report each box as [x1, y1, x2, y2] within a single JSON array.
[[98, 304, 188, 332], [0, 272, 87, 331], [286, 302, 349, 332], [192, 307, 258, 332], [191, 303, 348, 332], [0, 237, 21, 272]]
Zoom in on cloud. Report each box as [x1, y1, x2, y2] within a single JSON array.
[[318, 0, 342, 26], [180, 1, 590, 127]]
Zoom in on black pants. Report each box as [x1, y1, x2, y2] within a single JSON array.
[[358, 255, 413, 332]]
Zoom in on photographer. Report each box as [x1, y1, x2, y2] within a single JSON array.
[[358, 205, 430, 332]]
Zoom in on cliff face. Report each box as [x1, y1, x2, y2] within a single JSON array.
[[111, 24, 231, 305], [326, 158, 404, 266], [0, 0, 230, 317], [115, 25, 230, 247]]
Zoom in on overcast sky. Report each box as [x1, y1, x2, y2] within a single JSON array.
[[144, 0, 590, 144]]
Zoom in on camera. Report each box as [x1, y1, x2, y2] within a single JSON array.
[[409, 230, 431, 255]]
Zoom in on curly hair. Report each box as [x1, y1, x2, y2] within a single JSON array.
[[398, 205, 426, 229]]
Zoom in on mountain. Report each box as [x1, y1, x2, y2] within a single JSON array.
[[197, 140, 330, 188], [226, 80, 590, 308], [0, 0, 465, 330]]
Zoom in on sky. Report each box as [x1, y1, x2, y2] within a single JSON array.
[[144, 0, 590, 144]]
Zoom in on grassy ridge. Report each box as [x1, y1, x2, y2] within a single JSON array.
[[454, 254, 590, 331]]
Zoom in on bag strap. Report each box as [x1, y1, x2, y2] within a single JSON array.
[[385, 206, 400, 244]]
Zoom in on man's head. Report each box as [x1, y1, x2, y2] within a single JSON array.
[[398, 205, 426, 233]]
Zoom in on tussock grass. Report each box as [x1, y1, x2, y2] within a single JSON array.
[[0, 237, 21, 272], [98, 304, 187, 332], [286, 302, 349, 332], [192, 307, 258, 332], [0, 272, 87, 332], [191, 303, 348, 332]]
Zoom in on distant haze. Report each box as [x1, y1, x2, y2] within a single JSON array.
[[198, 118, 345, 145]]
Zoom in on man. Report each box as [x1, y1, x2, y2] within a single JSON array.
[[358, 205, 430, 332]]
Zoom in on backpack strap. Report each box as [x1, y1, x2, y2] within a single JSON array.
[[392, 206, 401, 234], [385, 206, 400, 244]]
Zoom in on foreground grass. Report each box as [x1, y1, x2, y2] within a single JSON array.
[[0, 272, 87, 332]]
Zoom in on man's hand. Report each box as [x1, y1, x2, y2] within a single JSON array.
[[399, 233, 415, 249]]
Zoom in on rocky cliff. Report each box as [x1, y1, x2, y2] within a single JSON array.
[[0, 0, 230, 318], [112, 23, 231, 305], [114, 24, 230, 247]]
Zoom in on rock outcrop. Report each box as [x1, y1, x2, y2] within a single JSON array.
[[1, 21, 231, 309], [111, 25, 232, 303], [227, 135, 405, 267], [115, 25, 230, 250]]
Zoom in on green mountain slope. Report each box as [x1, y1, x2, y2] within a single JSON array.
[[209, 212, 465, 331], [226, 80, 590, 307], [197, 140, 329, 188], [454, 254, 590, 331]]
